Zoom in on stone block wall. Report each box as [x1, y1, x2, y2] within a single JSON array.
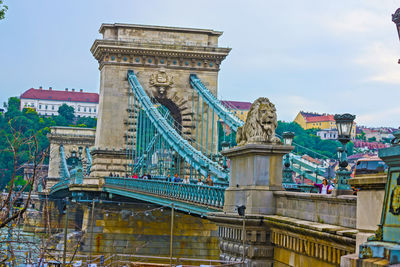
[[79, 202, 220, 260], [274, 191, 357, 228]]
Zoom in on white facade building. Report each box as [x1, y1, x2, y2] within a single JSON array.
[[20, 87, 99, 118], [317, 129, 338, 140]]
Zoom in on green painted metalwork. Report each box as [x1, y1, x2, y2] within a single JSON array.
[[359, 136, 400, 264], [127, 70, 229, 181], [104, 177, 225, 210], [59, 145, 70, 180], [85, 146, 92, 175]]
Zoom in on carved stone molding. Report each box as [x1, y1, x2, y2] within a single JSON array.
[[91, 40, 229, 71]]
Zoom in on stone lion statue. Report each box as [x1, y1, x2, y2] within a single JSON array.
[[236, 97, 281, 146]]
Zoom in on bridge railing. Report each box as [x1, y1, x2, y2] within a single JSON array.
[[104, 177, 225, 209]]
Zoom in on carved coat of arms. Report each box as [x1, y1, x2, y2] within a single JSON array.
[[149, 69, 173, 98], [389, 174, 400, 215]]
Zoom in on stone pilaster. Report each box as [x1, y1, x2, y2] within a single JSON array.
[[348, 173, 386, 255], [221, 144, 293, 215], [89, 148, 127, 185]]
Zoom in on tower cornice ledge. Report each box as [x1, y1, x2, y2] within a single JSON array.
[[90, 40, 231, 62]]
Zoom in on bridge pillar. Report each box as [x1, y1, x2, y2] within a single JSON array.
[[222, 144, 292, 214], [47, 127, 95, 189], [89, 23, 230, 181]]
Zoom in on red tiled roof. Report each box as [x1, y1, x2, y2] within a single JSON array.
[[20, 88, 99, 103], [305, 115, 335, 123], [221, 100, 252, 110], [300, 111, 322, 118]]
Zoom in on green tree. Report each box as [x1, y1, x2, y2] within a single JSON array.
[[0, 0, 7, 20], [276, 121, 341, 159], [368, 136, 377, 142], [76, 117, 97, 128], [58, 104, 75, 124]]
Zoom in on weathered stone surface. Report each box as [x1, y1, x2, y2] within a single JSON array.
[[274, 191, 357, 228]]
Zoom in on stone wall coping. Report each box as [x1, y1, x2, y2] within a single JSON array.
[[273, 190, 357, 203], [208, 212, 356, 246], [91, 149, 126, 157], [348, 174, 387, 190], [50, 126, 96, 131], [99, 23, 224, 36], [222, 144, 294, 158]]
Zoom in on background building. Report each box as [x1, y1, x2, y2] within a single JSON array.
[[20, 86, 99, 118], [294, 111, 356, 140], [316, 129, 338, 140], [221, 100, 252, 121]]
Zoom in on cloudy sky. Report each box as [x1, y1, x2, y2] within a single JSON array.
[[1, 0, 400, 127]]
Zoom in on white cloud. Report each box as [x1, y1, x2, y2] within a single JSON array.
[[358, 106, 400, 127], [324, 9, 387, 35], [354, 42, 400, 84]]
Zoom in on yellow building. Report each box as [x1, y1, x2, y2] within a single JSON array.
[[294, 111, 356, 139], [221, 100, 252, 121]]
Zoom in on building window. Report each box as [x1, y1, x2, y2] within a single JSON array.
[[84, 107, 86, 112], [89, 108, 91, 112], [52, 105, 54, 110], [45, 105, 48, 110], [39, 104, 42, 109], [78, 107, 80, 112], [94, 108, 96, 113]]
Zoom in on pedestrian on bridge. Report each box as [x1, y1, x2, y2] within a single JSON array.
[[312, 179, 332, 194], [182, 176, 190, 184], [205, 174, 214, 186], [173, 173, 181, 182]]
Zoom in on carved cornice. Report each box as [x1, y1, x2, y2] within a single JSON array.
[[90, 40, 230, 71], [47, 134, 95, 145]]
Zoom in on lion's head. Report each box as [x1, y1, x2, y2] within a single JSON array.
[[236, 97, 281, 145], [255, 99, 277, 132]]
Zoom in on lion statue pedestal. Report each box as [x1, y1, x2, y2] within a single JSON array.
[[222, 97, 293, 215]]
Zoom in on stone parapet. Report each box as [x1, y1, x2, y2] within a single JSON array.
[[267, 215, 356, 266], [274, 191, 357, 228], [209, 212, 357, 266]]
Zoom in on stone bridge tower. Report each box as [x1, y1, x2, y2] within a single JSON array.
[[89, 23, 230, 181]]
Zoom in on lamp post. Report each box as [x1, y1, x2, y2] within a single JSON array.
[[392, 8, 400, 45], [282, 132, 295, 185], [221, 141, 230, 170], [334, 113, 356, 194]]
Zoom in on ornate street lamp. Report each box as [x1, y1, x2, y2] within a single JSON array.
[[393, 9, 400, 43], [334, 113, 356, 193], [282, 132, 295, 146], [282, 132, 295, 185]]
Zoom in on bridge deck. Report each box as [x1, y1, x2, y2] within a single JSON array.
[[103, 177, 225, 216]]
